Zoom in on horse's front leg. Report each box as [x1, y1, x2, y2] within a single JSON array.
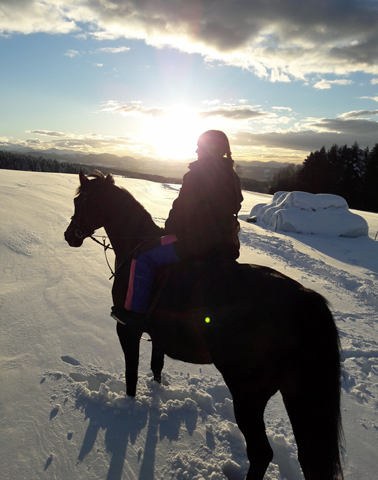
[[151, 344, 164, 383], [116, 323, 141, 397]]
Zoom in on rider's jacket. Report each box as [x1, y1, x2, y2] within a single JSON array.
[[165, 156, 243, 260]]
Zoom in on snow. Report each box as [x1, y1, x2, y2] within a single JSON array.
[[1, 170, 378, 480], [250, 191, 369, 238]]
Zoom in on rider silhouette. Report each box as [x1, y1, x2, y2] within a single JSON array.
[[111, 130, 243, 326]]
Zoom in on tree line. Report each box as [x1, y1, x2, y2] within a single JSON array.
[[0, 150, 182, 185], [0, 150, 92, 175], [269, 142, 378, 213], [0, 150, 269, 194]]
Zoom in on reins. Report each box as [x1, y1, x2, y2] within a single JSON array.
[[88, 234, 117, 279], [71, 193, 160, 280], [88, 232, 156, 281]]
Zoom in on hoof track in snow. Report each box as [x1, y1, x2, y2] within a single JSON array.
[[69, 372, 115, 392], [42, 364, 303, 480], [342, 356, 378, 405]]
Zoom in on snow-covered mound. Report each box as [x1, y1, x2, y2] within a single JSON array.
[[249, 191, 369, 237]]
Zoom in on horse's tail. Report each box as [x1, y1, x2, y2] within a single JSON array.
[[315, 295, 345, 480], [282, 290, 344, 480]]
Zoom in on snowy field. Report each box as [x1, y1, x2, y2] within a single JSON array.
[[1, 169, 378, 480]]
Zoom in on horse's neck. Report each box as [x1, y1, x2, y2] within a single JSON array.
[[103, 188, 162, 258]]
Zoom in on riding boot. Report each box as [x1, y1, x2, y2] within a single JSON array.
[[110, 306, 146, 333]]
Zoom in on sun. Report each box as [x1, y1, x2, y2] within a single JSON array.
[[142, 108, 204, 160]]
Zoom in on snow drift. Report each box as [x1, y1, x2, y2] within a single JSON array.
[[249, 191, 368, 237]]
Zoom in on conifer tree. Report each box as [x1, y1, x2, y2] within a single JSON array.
[[363, 143, 378, 212]]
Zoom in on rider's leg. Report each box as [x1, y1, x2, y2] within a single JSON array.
[[125, 234, 179, 312], [111, 234, 179, 325]]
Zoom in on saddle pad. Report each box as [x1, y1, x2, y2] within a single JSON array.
[[151, 260, 236, 312]]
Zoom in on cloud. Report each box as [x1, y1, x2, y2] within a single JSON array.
[[2, 130, 141, 155], [313, 78, 353, 90], [27, 129, 68, 137], [272, 106, 293, 112], [64, 49, 80, 58], [1, 1, 378, 80], [371, 78, 378, 85], [232, 125, 376, 155], [232, 130, 340, 152], [65, 45, 130, 59], [360, 96, 378, 103], [306, 117, 378, 147], [100, 101, 272, 122], [0, 0, 79, 35], [203, 99, 221, 106], [270, 69, 290, 83], [100, 101, 169, 117], [338, 110, 378, 119], [95, 46, 130, 53], [199, 105, 271, 120], [230, 114, 378, 154]]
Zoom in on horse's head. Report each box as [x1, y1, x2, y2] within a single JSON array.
[[64, 170, 115, 247]]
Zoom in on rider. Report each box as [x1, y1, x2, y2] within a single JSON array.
[[111, 130, 244, 326]]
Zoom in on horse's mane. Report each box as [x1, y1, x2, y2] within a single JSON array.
[[76, 170, 159, 228]]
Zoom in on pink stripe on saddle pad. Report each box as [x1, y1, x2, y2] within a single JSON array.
[[161, 234, 178, 246], [125, 258, 137, 310]]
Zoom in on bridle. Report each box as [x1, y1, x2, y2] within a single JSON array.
[[70, 192, 119, 276], [69, 190, 159, 280], [71, 193, 96, 240]]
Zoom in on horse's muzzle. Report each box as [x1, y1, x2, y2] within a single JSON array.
[[64, 223, 84, 247]]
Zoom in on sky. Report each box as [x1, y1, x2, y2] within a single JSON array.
[[1, 0, 378, 164]]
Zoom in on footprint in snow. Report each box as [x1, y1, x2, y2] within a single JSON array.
[[69, 372, 117, 392], [61, 355, 81, 366]]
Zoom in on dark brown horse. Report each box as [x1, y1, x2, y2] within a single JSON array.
[[64, 171, 344, 480]]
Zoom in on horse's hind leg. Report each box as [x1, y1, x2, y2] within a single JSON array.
[[233, 393, 273, 479], [225, 376, 274, 480], [151, 345, 164, 383], [282, 391, 328, 479]]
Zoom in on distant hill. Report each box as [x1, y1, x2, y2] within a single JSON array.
[[9, 147, 288, 182], [0, 150, 183, 186], [0, 147, 291, 195], [235, 160, 289, 182]]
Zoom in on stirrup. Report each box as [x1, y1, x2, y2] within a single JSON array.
[[110, 306, 146, 332], [110, 311, 127, 326]]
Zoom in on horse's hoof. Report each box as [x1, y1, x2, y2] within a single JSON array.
[[154, 375, 162, 384]]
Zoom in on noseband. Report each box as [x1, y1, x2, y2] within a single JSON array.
[[71, 193, 95, 240]]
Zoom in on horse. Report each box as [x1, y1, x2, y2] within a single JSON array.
[[64, 170, 344, 480]]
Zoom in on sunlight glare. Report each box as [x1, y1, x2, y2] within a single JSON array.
[[143, 109, 203, 160]]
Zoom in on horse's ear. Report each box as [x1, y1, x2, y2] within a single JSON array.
[[105, 173, 115, 184], [79, 170, 88, 185]]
